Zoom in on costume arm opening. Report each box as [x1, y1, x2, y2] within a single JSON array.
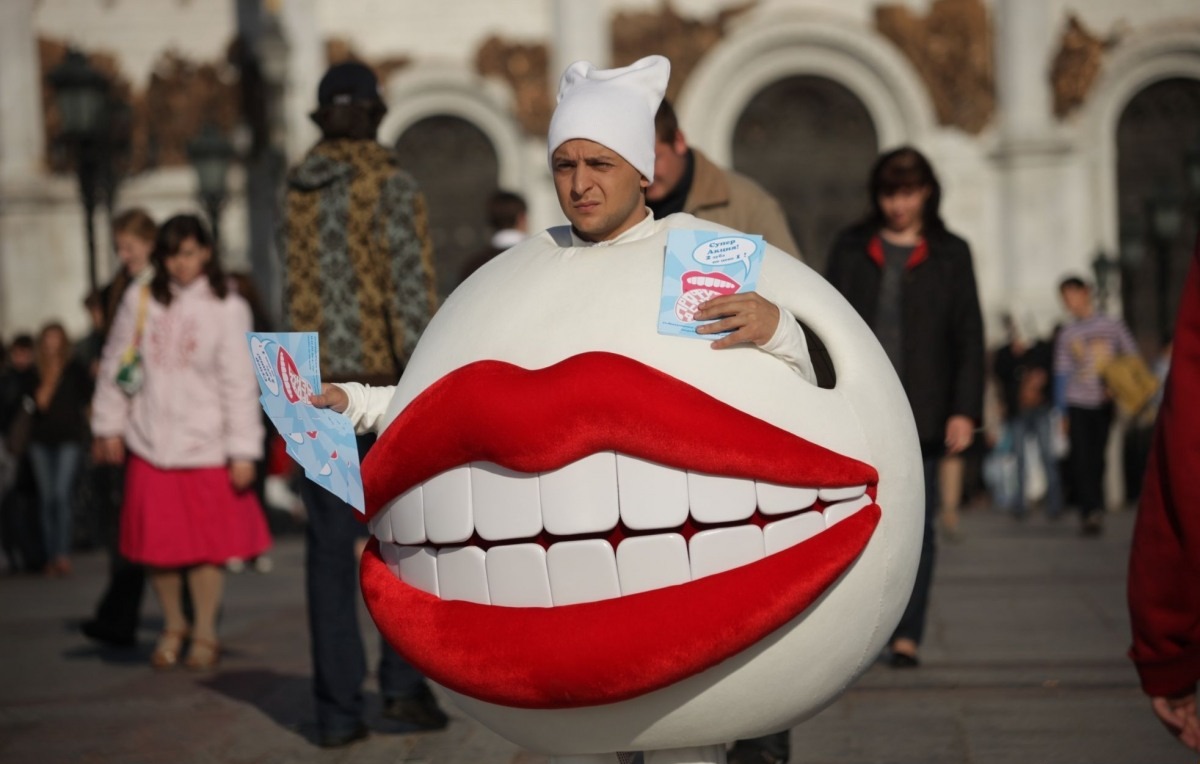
[[333, 382, 396, 434], [760, 306, 817, 384]]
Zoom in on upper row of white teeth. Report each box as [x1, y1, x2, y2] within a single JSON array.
[[370, 452, 867, 545], [369, 453, 870, 607]]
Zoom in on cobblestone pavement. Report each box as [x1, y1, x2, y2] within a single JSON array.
[[0, 506, 1191, 764]]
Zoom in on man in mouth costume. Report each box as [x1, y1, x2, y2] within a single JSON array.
[[312, 55, 924, 764]]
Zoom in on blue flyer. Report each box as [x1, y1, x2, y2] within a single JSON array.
[[658, 229, 765, 339], [247, 332, 365, 513]]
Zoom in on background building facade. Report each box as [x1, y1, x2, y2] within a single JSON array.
[[2, 0, 1198, 351]]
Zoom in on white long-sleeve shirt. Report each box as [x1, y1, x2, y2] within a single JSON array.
[[335, 211, 814, 434]]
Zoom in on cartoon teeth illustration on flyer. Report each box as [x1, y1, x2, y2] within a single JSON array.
[[247, 332, 365, 512], [659, 230, 765, 338]]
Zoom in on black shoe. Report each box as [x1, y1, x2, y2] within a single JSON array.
[[80, 619, 137, 648], [382, 686, 449, 730], [889, 651, 920, 668], [1081, 515, 1104, 537], [317, 722, 369, 748], [727, 742, 786, 764]]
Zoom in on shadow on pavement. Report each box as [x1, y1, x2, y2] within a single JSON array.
[[200, 669, 315, 740], [199, 670, 435, 745], [61, 641, 152, 666]]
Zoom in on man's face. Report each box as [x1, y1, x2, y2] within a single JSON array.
[[115, 232, 153, 277], [551, 139, 648, 242], [645, 131, 688, 203], [9, 347, 33, 371], [1060, 285, 1092, 318]]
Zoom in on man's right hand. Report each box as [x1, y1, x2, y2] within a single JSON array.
[[310, 384, 349, 414], [93, 437, 125, 465]]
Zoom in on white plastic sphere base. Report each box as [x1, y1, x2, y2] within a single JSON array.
[[550, 746, 727, 764]]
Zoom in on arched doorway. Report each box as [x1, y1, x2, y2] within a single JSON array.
[[395, 115, 499, 298], [731, 76, 879, 272], [1116, 77, 1200, 351]]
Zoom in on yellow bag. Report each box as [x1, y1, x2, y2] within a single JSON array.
[[115, 285, 150, 396], [1099, 354, 1159, 416]]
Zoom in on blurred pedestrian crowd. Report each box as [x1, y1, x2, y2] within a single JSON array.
[[981, 276, 1163, 537]]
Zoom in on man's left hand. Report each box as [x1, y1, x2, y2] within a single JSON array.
[[1151, 693, 1200, 752], [945, 415, 975, 454], [695, 292, 780, 350]]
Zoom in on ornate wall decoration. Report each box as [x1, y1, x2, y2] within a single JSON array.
[[140, 50, 240, 170], [40, 37, 240, 176], [611, 0, 756, 104], [475, 36, 552, 135], [1050, 14, 1122, 119], [470, 2, 754, 137], [875, 0, 995, 134]]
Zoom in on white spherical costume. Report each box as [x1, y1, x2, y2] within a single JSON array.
[[353, 216, 922, 762]]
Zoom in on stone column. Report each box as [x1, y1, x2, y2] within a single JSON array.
[[0, 0, 44, 181], [550, 0, 611, 93], [279, 0, 322, 162], [995, 0, 1055, 141], [993, 0, 1086, 330], [0, 0, 46, 331]]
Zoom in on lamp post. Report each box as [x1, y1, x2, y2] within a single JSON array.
[[187, 123, 235, 250], [1091, 248, 1118, 313], [1146, 195, 1184, 341], [1118, 220, 1146, 327], [1185, 140, 1200, 206], [47, 49, 112, 296]]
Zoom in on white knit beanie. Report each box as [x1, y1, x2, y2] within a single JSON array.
[[547, 55, 671, 182]]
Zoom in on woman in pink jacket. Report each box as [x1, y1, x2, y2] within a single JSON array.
[[91, 214, 269, 670]]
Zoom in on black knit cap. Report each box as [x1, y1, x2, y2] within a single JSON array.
[[317, 62, 382, 107]]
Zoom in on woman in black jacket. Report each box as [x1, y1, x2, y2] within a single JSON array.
[[825, 147, 984, 667]]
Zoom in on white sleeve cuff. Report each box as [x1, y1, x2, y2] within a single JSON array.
[[332, 382, 397, 434], [760, 306, 817, 384]]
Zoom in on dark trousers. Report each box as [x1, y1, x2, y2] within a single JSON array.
[[303, 434, 425, 734], [28, 442, 83, 560], [1, 460, 44, 572], [1009, 406, 1062, 516], [88, 463, 144, 637], [1067, 404, 1114, 519], [892, 454, 940, 645]]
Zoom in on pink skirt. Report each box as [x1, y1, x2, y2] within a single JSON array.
[[120, 454, 272, 568]]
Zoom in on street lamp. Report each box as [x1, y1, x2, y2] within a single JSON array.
[[47, 49, 111, 295], [187, 123, 235, 250], [1185, 141, 1200, 202], [1091, 248, 1118, 312], [1146, 195, 1184, 340]]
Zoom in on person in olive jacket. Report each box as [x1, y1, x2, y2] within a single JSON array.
[[825, 146, 984, 668]]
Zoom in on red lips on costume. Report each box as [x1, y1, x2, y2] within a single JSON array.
[[355, 353, 883, 709]]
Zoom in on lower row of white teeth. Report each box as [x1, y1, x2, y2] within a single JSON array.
[[370, 453, 871, 607]]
